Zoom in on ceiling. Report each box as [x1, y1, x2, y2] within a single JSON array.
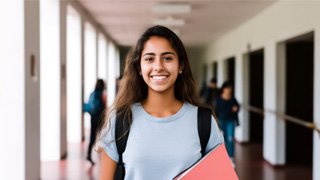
[[78, 0, 276, 46]]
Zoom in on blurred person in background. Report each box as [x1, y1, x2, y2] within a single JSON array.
[[83, 79, 107, 165], [215, 81, 239, 166], [204, 78, 219, 111]]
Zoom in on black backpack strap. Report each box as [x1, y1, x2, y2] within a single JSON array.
[[115, 113, 130, 180], [197, 107, 212, 157]]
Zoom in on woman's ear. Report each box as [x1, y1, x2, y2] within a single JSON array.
[[179, 66, 183, 74]]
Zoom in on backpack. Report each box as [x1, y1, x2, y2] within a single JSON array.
[[85, 91, 104, 116], [114, 107, 212, 180]]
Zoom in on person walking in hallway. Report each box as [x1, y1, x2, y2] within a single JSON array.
[[83, 79, 107, 165], [215, 81, 239, 166], [204, 78, 219, 111], [97, 25, 224, 180]]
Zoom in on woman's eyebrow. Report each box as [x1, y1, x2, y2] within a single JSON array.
[[161, 52, 176, 56], [142, 52, 176, 56], [142, 52, 156, 56]]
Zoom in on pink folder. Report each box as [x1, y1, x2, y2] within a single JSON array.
[[173, 144, 238, 180]]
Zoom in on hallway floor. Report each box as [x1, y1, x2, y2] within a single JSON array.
[[41, 139, 312, 180], [235, 143, 312, 180]]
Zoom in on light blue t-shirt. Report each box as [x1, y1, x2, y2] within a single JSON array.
[[101, 102, 224, 180]]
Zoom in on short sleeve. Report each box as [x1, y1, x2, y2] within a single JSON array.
[[205, 115, 224, 153], [100, 113, 119, 162]]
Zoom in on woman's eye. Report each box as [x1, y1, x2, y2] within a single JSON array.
[[163, 56, 173, 61], [145, 57, 153, 62]]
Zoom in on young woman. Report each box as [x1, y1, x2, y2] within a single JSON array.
[[98, 25, 224, 180]]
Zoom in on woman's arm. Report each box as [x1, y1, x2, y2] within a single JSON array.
[[99, 150, 117, 180]]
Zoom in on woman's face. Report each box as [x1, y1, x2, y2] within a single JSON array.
[[140, 36, 181, 94], [223, 86, 233, 95]]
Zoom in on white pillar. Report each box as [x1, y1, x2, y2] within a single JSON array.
[[40, 0, 67, 161], [107, 43, 117, 107], [98, 33, 108, 82], [66, 5, 82, 143], [217, 60, 224, 86], [84, 22, 97, 103], [84, 22, 97, 128], [235, 53, 249, 142], [263, 42, 285, 165], [313, 28, 320, 180], [0, 0, 40, 179]]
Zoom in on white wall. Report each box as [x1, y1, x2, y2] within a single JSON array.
[[186, 47, 206, 90], [205, 1, 320, 179]]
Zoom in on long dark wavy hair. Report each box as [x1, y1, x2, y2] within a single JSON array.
[[97, 25, 202, 145]]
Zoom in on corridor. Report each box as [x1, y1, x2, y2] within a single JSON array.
[[1, 0, 320, 180]]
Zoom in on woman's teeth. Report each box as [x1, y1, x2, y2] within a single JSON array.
[[151, 75, 167, 80]]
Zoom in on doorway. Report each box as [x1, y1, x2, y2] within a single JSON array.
[[285, 33, 314, 166], [224, 57, 235, 93], [212, 61, 218, 80], [248, 49, 264, 143]]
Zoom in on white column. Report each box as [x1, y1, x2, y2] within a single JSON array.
[[0, 0, 40, 179], [0, 1, 25, 179], [107, 43, 117, 106], [84, 22, 97, 128], [41, 0, 58, 160], [40, 0, 60, 161], [40, 0, 67, 160], [67, 5, 82, 143], [234, 53, 249, 142], [115, 48, 120, 78], [98, 33, 108, 82], [263, 42, 285, 165], [217, 60, 224, 86], [313, 28, 320, 180]]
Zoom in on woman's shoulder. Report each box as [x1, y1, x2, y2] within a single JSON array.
[[185, 102, 197, 108]]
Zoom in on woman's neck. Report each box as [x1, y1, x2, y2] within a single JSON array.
[[142, 89, 183, 118]]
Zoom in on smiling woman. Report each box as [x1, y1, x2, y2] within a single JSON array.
[[97, 25, 224, 180]]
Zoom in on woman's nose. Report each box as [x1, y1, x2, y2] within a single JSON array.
[[154, 58, 164, 72]]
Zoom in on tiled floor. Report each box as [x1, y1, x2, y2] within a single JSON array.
[[235, 143, 312, 180], [41, 142, 100, 180], [41, 140, 312, 180]]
